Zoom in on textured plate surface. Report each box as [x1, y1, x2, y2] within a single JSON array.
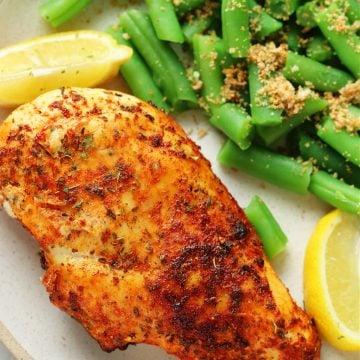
[[0, 1, 357, 359]]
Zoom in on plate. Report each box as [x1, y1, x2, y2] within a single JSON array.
[[0, 1, 357, 359]]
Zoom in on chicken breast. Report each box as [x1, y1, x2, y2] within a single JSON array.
[[0, 88, 320, 359]]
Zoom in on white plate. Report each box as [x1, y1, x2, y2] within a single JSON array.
[[0, 1, 357, 359]]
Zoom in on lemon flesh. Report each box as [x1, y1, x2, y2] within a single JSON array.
[[326, 213, 360, 334], [0, 31, 132, 107], [304, 209, 360, 352]]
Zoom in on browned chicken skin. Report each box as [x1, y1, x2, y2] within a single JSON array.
[[0, 88, 320, 359]]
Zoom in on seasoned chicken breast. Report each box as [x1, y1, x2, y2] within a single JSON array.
[[0, 88, 320, 359]]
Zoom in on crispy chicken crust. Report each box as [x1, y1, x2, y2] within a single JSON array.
[[0, 88, 320, 359]]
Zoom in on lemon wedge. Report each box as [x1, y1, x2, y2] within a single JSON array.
[[304, 209, 360, 352], [0, 30, 132, 107]]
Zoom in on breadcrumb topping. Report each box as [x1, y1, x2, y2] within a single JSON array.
[[122, 32, 130, 41], [249, 5, 263, 34], [187, 68, 203, 91], [248, 42, 312, 116], [221, 62, 248, 104], [325, 3, 360, 34], [206, 51, 219, 70], [325, 80, 360, 132], [248, 42, 288, 79], [184, 0, 219, 23], [197, 128, 208, 139], [258, 75, 313, 116]]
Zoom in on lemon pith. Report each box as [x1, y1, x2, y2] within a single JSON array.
[[304, 209, 360, 352]]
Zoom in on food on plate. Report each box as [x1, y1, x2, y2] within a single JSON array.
[[0, 31, 132, 107], [113, 10, 199, 112], [106, 2, 360, 214], [244, 195, 288, 260], [106, 25, 172, 113], [146, 0, 185, 43], [39, 0, 93, 28], [0, 87, 320, 359], [298, 132, 360, 189], [304, 209, 360, 352], [218, 139, 360, 215]]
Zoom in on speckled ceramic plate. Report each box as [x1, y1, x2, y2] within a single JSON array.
[[0, 1, 357, 359]]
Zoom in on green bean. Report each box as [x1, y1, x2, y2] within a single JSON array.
[[193, 34, 225, 113], [309, 170, 360, 215], [217, 140, 313, 194], [106, 26, 170, 112], [120, 10, 198, 111], [39, 0, 92, 27], [296, 1, 317, 29], [215, 33, 250, 104], [299, 133, 360, 188], [244, 195, 288, 259], [214, 39, 236, 70], [174, 0, 205, 16], [345, 0, 360, 23], [210, 103, 253, 150], [256, 97, 328, 146], [222, 0, 251, 58], [283, 51, 354, 92], [248, 62, 283, 126], [247, 0, 283, 39], [286, 21, 302, 52], [119, 11, 175, 103], [317, 116, 360, 167], [182, 13, 215, 44], [315, 3, 360, 79], [145, 0, 185, 43], [221, 57, 251, 108], [306, 34, 333, 63], [265, 0, 299, 20], [349, 104, 360, 118]]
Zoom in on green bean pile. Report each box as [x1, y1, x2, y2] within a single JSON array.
[[105, 0, 360, 214]]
